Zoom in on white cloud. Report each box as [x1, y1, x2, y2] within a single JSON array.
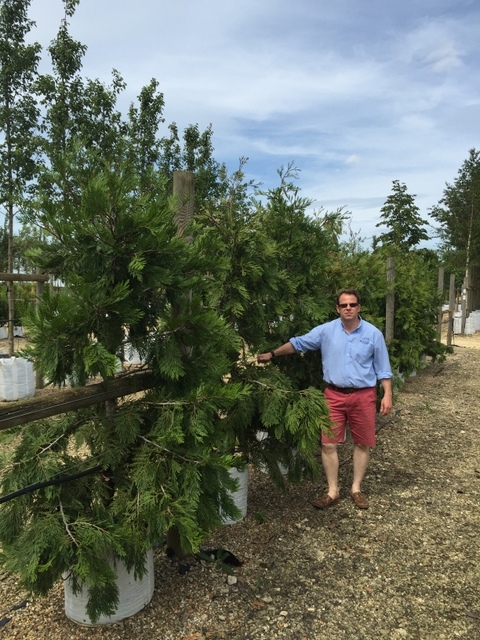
[[400, 20, 465, 73], [343, 155, 361, 167]]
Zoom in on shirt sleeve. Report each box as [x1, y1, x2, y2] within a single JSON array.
[[289, 325, 323, 353], [373, 332, 393, 380]]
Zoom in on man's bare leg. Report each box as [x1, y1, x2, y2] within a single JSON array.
[[321, 443, 340, 498], [351, 442, 369, 494]]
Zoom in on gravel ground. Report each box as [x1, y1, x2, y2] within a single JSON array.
[[1, 335, 480, 639]]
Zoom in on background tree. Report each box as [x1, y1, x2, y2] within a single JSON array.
[[158, 121, 227, 208], [430, 148, 480, 273], [0, 0, 41, 353], [374, 180, 429, 251]]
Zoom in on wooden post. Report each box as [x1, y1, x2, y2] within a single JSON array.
[[447, 274, 455, 346], [385, 257, 395, 344], [437, 267, 444, 339], [35, 268, 45, 389], [460, 276, 467, 335], [173, 171, 195, 242]]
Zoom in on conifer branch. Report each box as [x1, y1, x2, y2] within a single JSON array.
[[251, 379, 317, 399], [59, 500, 79, 547], [38, 434, 66, 455], [67, 520, 110, 535], [251, 379, 294, 394], [139, 436, 201, 464]]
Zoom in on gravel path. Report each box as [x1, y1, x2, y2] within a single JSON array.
[[1, 337, 480, 639]]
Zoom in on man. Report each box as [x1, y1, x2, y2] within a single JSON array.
[[257, 289, 393, 509]]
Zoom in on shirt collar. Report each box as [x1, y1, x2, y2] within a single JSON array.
[[340, 315, 362, 333]]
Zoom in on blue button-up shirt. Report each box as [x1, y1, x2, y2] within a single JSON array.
[[290, 317, 393, 388]]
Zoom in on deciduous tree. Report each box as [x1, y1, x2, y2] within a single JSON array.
[[430, 148, 480, 272], [0, 0, 41, 353]]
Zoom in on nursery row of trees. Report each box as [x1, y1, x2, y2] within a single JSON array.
[[0, 0, 478, 622]]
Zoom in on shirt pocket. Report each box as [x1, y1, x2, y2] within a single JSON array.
[[353, 339, 373, 364]]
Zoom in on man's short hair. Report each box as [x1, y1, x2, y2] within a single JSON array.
[[336, 289, 361, 305]]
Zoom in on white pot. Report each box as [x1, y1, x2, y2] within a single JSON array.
[[64, 548, 155, 625], [221, 466, 249, 525]]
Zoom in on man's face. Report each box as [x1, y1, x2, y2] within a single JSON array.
[[336, 293, 361, 322]]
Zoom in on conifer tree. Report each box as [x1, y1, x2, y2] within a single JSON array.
[[193, 161, 337, 481], [0, 147, 247, 622], [374, 180, 429, 251]]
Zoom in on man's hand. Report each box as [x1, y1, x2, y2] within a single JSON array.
[[380, 394, 392, 416], [257, 352, 273, 364], [380, 379, 393, 416]]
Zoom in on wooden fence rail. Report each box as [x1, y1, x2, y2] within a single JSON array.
[[0, 370, 155, 431]]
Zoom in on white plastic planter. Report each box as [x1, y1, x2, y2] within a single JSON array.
[[453, 312, 462, 334], [124, 344, 143, 365], [221, 466, 249, 525], [0, 357, 35, 401], [256, 431, 292, 476], [464, 316, 475, 335], [64, 548, 155, 625], [472, 310, 480, 331]]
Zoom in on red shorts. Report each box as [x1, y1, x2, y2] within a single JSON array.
[[323, 386, 377, 447]]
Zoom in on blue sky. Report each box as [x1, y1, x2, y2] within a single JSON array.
[[26, 0, 480, 247]]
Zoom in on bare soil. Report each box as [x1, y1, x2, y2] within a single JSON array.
[[1, 334, 480, 639]]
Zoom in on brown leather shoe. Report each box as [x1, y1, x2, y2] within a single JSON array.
[[312, 493, 340, 509], [350, 491, 369, 509]]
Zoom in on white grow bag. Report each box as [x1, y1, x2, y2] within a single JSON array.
[[0, 357, 35, 401], [221, 466, 249, 525], [64, 548, 155, 625]]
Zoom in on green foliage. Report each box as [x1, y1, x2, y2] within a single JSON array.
[[374, 180, 429, 250], [387, 251, 451, 375], [430, 148, 480, 271]]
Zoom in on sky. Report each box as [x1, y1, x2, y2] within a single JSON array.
[[26, 0, 480, 247]]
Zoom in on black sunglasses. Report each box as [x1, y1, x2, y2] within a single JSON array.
[[338, 302, 359, 308]]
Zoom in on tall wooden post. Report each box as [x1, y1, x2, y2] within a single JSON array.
[[437, 267, 444, 339], [447, 274, 455, 346], [385, 257, 395, 344], [35, 268, 45, 389], [460, 275, 468, 335]]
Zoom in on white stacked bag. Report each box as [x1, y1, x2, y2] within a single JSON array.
[[0, 356, 35, 401]]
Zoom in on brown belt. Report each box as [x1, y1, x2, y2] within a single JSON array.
[[327, 384, 372, 394]]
